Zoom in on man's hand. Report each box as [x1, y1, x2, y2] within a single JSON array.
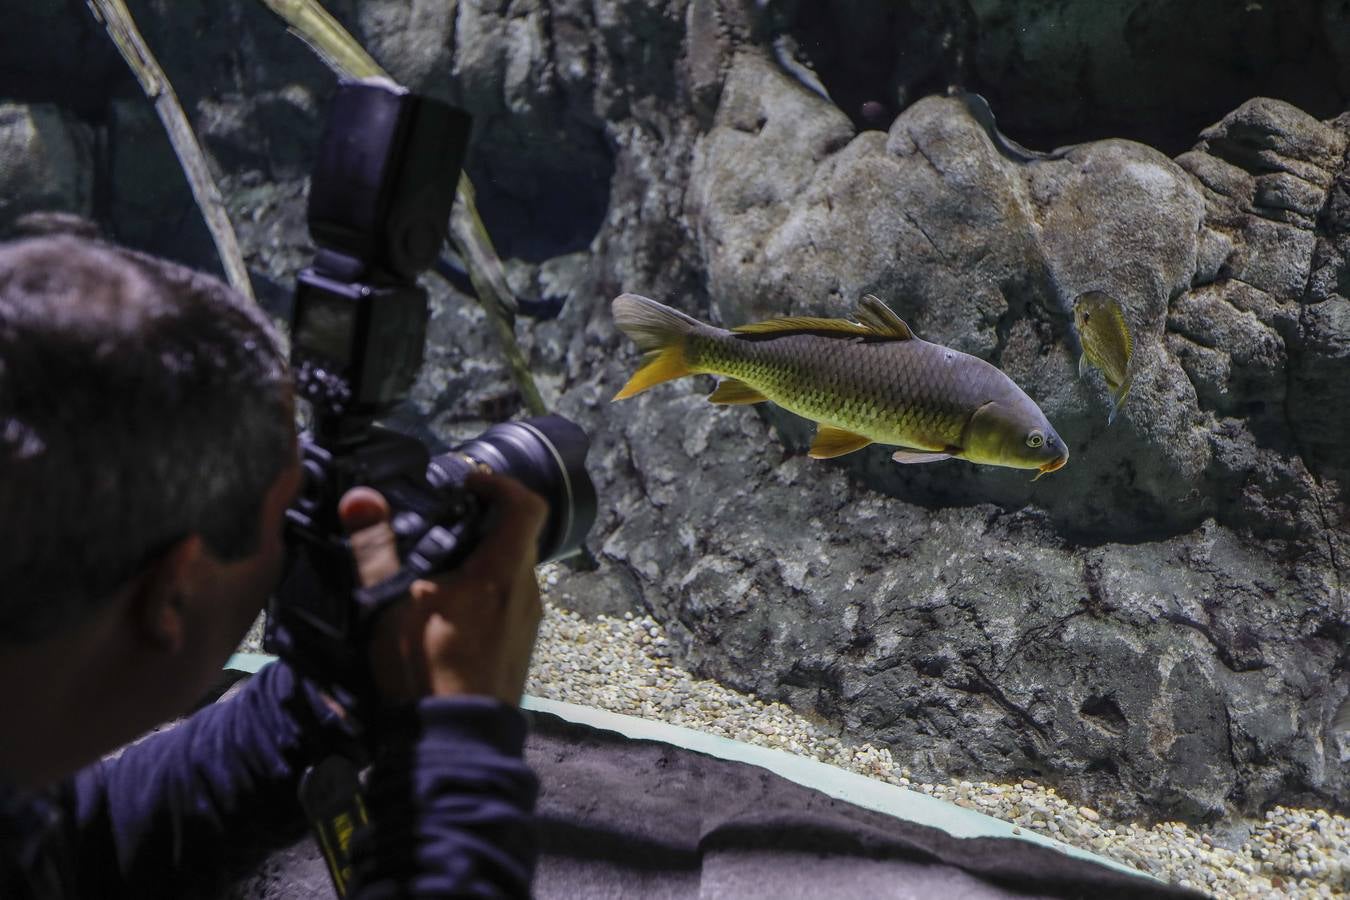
[[338, 473, 548, 706]]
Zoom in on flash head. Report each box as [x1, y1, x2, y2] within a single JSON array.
[[307, 78, 471, 282], [291, 79, 472, 430]]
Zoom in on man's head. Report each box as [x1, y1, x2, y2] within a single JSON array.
[[0, 232, 299, 783]]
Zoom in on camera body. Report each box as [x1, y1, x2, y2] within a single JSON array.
[[264, 79, 595, 702]]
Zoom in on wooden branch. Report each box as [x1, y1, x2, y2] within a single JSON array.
[[256, 0, 545, 414], [255, 0, 384, 80], [450, 175, 545, 415], [86, 0, 255, 302]]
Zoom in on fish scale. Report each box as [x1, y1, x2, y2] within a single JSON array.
[[690, 330, 988, 450]]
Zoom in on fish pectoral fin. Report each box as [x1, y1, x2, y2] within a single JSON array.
[[808, 425, 874, 459], [708, 378, 768, 405], [1078, 353, 1088, 378], [890, 448, 954, 464]]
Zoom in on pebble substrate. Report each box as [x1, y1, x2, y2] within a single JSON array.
[[528, 572, 1348, 900]]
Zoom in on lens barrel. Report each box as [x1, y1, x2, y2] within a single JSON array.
[[426, 414, 596, 564]]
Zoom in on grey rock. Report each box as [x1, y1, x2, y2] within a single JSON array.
[[598, 48, 1348, 820], [693, 62, 1214, 539], [0, 2, 129, 119], [105, 99, 216, 267], [355, 0, 458, 101], [0, 103, 94, 229], [742, 1, 1347, 158], [549, 566, 646, 620], [116, 0, 343, 154]]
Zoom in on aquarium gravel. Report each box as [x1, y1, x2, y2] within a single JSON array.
[[528, 569, 1348, 900]]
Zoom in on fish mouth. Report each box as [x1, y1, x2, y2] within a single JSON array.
[[1032, 454, 1069, 481]]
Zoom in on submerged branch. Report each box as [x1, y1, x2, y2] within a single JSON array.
[[450, 175, 544, 414], [255, 0, 384, 80], [254, 0, 546, 415], [86, 0, 254, 302]]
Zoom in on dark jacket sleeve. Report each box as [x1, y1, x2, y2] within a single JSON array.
[[60, 661, 539, 898], [63, 660, 352, 896], [349, 697, 539, 899]]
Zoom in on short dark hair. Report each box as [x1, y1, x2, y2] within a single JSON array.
[[0, 234, 294, 642]]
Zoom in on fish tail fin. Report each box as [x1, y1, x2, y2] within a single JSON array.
[[1107, 379, 1132, 425], [612, 293, 702, 400]]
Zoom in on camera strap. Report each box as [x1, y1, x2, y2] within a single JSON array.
[[353, 568, 420, 623], [298, 755, 369, 898], [353, 519, 462, 625]]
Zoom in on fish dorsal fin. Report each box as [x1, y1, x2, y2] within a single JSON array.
[[731, 295, 915, 341], [1112, 303, 1134, 360], [732, 316, 873, 337], [808, 425, 873, 459], [854, 294, 914, 339]]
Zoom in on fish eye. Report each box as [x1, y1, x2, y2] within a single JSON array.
[[1026, 430, 1045, 448]]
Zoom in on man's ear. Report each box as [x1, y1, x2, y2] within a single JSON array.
[[130, 535, 205, 653]]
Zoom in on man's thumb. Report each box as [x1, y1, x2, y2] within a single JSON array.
[[338, 486, 400, 588]]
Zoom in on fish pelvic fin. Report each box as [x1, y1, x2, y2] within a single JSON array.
[[612, 293, 701, 400], [891, 448, 953, 464], [1106, 379, 1133, 425], [809, 425, 873, 459], [1078, 353, 1088, 379], [708, 378, 768, 405]]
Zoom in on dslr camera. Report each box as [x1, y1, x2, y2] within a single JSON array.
[[264, 79, 596, 705]]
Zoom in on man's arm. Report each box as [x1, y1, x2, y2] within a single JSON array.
[[341, 471, 548, 898], [59, 657, 539, 899], [62, 659, 350, 895], [56, 470, 546, 899], [351, 698, 538, 898]]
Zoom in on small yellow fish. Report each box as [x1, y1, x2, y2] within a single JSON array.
[[612, 292, 1069, 478], [1072, 290, 1134, 424]]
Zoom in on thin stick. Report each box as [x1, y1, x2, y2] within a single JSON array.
[[255, 0, 385, 80], [450, 175, 544, 414], [256, 0, 544, 415], [86, 0, 254, 301]]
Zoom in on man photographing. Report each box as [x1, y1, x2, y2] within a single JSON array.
[[0, 231, 549, 896]]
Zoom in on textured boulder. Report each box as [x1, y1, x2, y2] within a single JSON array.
[[750, 0, 1348, 156], [322, 11, 1350, 815], [690, 57, 1221, 539], [0, 103, 94, 227], [563, 43, 1346, 820], [647, 51, 1350, 819]]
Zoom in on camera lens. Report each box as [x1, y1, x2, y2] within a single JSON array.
[[426, 414, 597, 563]]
